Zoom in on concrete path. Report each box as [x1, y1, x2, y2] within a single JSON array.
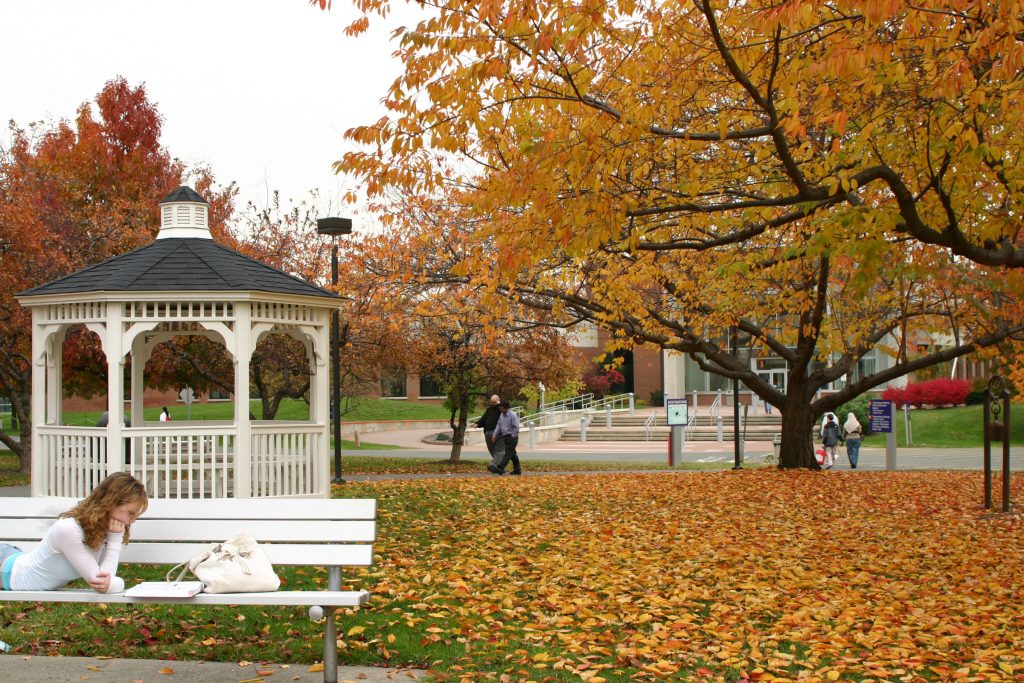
[[0, 655, 424, 682]]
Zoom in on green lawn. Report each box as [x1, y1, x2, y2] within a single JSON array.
[[860, 403, 1024, 448], [47, 397, 451, 428]]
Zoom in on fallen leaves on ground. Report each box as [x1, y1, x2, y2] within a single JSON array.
[[353, 470, 1024, 680]]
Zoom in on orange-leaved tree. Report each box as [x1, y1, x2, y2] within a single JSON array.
[[338, 192, 581, 462], [318, 0, 1024, 468], [0, 78, 235, 473]]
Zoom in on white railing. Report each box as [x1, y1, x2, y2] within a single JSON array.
[[124, 425, 236, 499], [540, 393, 595, 412], [708, 392, 722, 419], [36, 426, 108, 498], [250, 422, 325, 498], [34, 422, 327, 499], [644, 413, 658, 441]]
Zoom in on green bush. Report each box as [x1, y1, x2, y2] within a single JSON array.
[[649, 388, 665, 407], [836, 395, 872, 434]]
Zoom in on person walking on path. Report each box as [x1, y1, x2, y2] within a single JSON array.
[[489, 401, 522, 475], [820, 413, 842, 469], [843, 412, 863, 469], [159, 407, 171, 422], [475, 395, 503, 470], [1, 473, 147, 594]]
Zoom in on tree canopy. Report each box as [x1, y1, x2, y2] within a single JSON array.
[[320, 0, 1024, 467]]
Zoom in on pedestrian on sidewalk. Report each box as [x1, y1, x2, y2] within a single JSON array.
[[490, 401, 522, 475], [843, 412, 863, 469], [820, 413, 842, 469], [475, 395, 503, 470]]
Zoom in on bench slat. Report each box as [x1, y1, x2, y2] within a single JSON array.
[[1, 519, 375, 543], [0, 541, 374, 567], [0, 588, 370, 607], [0, 497, 377, 520]]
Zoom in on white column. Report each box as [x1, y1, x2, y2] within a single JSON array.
[[234, 302, 252, 498], [129, 335, 151, 428], [662, 349, 685, 400], [30, 312, 49, 496], [105, 302, 124, 475], [313, 310, 330, 496], [46, 329, 67, 427]]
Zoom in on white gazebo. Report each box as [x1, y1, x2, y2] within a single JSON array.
[[16, 187, 339, 499]]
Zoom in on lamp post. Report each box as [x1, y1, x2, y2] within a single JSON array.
[[317, 217, 352, 485]]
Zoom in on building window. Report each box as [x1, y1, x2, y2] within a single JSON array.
[[419, 373, 445, 398], [208, 389, 230, 402], [382, 370, 407, 398]]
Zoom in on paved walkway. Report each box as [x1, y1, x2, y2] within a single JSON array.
[[0, 655, 422, 683]]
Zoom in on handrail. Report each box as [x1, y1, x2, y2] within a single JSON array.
[[587, 393, 634, 413], [708, 392, 722, 419], [539, 393, 594, 412], [644, 413, 657, 441]]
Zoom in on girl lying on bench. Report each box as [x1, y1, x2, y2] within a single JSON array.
[[1, 473, 147, 594]]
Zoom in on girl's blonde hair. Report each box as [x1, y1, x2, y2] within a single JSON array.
[[60, 473, 148, 549]]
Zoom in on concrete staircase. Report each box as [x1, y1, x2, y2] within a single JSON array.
[[559, 411, 781, 442]]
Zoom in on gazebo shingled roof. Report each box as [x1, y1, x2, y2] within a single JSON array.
[[18, 238, 338, 299]]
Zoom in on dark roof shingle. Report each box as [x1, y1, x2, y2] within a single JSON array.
[[19, 239, 337, 300]]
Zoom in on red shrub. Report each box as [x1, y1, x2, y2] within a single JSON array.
[[882, 378, 971, 408]]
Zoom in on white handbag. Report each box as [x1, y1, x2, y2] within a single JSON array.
[[170, 532, 280, 593]]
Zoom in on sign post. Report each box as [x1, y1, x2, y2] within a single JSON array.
[[666, 398, 688, 466], [869, 399, 896, 470], [179, 387, 195, 421]]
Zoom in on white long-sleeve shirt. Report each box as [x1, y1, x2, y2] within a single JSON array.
[[10, 517, 125, 593]]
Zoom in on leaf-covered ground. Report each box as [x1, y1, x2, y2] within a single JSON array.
[[2, 470, 1022, 682]]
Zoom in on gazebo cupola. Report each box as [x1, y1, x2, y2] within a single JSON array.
[[158, 186, 212, 239], [16, 186, 342, 500]]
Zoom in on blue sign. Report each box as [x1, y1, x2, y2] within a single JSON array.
[[869, 399, 893, 433], [666, 398, 688, 426]]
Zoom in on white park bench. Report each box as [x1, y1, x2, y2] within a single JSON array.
[[0, 497, 376, 683]]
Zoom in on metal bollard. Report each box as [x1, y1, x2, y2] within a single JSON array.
[[528, 420, 536, 450], [717, 415, 723, 442], [605, 404, 612, 428], [580, 416, 588, 443], [628, 392, 635, 415]]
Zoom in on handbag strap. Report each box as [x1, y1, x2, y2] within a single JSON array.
[[167, 562, 190, 582]]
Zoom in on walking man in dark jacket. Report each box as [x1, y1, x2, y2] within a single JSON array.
[[475, 395, 502, 468]]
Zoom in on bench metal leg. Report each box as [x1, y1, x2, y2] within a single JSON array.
[[322, 566, 342, 683], [323, 606, 338, 683]]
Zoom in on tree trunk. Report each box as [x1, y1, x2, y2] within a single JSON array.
[[447, 390, 472, 463], [777, 377, 820, 469]]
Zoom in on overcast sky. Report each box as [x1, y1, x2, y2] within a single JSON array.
[[1, 0, 415, 220]]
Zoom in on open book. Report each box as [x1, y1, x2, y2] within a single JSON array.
[[124, 581, 205, 598]]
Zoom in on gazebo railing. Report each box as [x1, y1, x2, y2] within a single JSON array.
[[125, 425, 236, 499], [36, 422, 328, 499], [250, 422, 325, 498], [35, 425, 108, 498]]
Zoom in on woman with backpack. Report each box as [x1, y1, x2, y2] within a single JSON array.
[[820, 413, 842, 469]]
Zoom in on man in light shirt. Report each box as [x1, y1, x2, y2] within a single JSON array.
[[489, 401, 522, 475]]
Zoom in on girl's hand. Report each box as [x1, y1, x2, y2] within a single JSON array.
[[108, 518, 126, 534], [89, 571, 112, 593]]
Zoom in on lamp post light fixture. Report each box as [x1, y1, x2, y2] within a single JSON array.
[[317, 217, 353, 485]]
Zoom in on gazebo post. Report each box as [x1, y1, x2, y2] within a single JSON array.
[[234, 302, 253, 498], [30, 312, 47, 497], [105, 301, 125, 475], [314, 309, 331, 494]]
